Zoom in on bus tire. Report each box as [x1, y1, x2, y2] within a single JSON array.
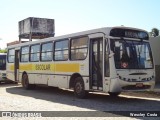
[[108, 92, 121, 97], [22, 73, 35, 89], [74, 77, 88, 99]]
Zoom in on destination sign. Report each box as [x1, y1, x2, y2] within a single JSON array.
[[110, 28, 149, 40]]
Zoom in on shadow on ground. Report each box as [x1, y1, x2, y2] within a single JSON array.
[[3, 84, 160, 118]]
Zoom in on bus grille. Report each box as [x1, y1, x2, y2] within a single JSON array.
[[122, 85, 151, 90]]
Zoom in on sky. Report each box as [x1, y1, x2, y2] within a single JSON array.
[[0, 0, 160, 49]]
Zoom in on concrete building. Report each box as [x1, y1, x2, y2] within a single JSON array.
[[149, 36, 160, 83]]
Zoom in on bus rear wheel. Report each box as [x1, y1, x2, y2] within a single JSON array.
[[22, 73, 35, 89], [74, 77, 87, 99], [108, 92, 121, 97]]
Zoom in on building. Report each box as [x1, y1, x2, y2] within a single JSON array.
[[149, 36, 160, 83]]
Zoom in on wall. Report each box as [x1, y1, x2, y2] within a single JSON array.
[[149, 36, 160, 83]]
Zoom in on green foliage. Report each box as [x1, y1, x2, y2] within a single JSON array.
[[0, 49, 7, 53], [151, 28, 159, 37]]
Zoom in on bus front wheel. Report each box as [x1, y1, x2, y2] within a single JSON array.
[[74, 77, 88, 99]]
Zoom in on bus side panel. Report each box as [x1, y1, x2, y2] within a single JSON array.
[[83, 77, 90, 90], [48, 75, 58, 87], [7, 72, 14, 81], [41, 74, 49, 85], [6, 63, 15, 81], [55, 75, 69, 89], [103, 77, 110, 92], [33, 74, 49, 85], [35, 74, 42, 84], [28, 74, 35, 84], [19, 72, 22, 83]]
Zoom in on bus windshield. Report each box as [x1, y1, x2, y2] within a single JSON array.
[[0, 55, 6, 70], [110, 39, 154, 69]]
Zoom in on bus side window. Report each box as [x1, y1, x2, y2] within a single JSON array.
[[8, 49, 15, 63], [70, 36, 88, 60], [54, 40, 68, 61], [30, 44, 40, 62], [41, 42, 53, 61], [21, 46, 29, 62]]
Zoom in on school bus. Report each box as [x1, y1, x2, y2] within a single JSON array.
[[6, 26, 155, 98]]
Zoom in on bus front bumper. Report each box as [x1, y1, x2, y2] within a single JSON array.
[[109, 78, 155, 92]]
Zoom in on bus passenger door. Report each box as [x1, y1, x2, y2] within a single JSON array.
[[14, 50, 19, 82], [90, 38, 103, 90]]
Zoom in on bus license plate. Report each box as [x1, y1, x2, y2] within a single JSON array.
[[136, 83, 143, 87]]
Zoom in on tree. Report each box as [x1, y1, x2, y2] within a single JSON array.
[[151, 28, 159, 37], [0, 48, 7, 53]]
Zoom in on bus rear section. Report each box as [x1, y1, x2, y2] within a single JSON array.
[[0, 53, 7, 83]]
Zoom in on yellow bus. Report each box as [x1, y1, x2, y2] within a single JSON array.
[[6, 26, 155, 98]]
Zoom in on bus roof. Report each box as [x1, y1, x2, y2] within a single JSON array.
[[7, 26, 148, 49]]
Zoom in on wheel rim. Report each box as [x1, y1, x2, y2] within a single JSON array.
[[75, 82, 83, 94]]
